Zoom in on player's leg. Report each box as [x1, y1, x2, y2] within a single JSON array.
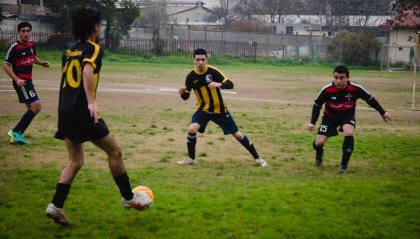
[[177, 122, 200, 165], [313, 134, 328, 166], [339, 124, 355, 173], [212, 112, 266, 167], [92, 133, 152, 210], [8, 81, 40, 144], [232, 130, 267, 167], [46, 138, 83, 225], [178, 111, 208, 165], [313, 116, 338, 166]]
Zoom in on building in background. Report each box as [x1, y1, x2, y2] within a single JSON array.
[[380, 11, 420, 67]]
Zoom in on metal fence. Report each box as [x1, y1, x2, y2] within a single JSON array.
[[1, 30, 326, 61]]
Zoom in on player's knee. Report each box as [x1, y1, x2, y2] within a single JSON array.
[[314, 138, 326, 147], [232, 131, 242, 140], [188, 126, 198, 134], [30, 102, 41, 114], [70, 159, 84, 171], [109, 145, 122, 159]]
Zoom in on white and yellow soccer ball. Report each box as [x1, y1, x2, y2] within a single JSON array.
[[132, 185, 154, 210]]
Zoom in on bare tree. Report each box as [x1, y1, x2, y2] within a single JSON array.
[[144, 1, 167, 55], [209, 0, 236, 28]]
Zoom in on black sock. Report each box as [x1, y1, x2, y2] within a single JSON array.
[[52, 183, 71, 208], [187, 132, 196, 160], [313, 141, 324, 161], [238, 135, 259, 159], [13, 110, 36, 134], [114, 172, 134, 201], [341, 136, 354, 169]]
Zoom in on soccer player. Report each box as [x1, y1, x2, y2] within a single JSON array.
[[307, 65, 391, 173], [177, 48, 267, 167], [4, 21, 50, 144], [45, 9, 152, 226]]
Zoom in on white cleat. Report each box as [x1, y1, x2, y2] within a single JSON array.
[[176, 158, 197, 165], [255, 158, 267, 167], [45, 203, 71, 226]]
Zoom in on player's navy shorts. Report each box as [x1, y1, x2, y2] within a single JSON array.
[[317, 115, 356, 137], [12, 79, 39, 104], [192, 111, 239, 135], [55, 117, 110, 144]]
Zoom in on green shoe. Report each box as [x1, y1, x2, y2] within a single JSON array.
[[9, 137, 17, 144], [7, 130, 30, 145]]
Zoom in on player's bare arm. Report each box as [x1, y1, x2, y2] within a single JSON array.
[[3, 62, 26, 87], [34, 56, 49, 67], [83, 63, 98, 123]]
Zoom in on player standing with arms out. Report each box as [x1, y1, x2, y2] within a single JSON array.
[[177, 48, 267, 167], [307, 65, 391, 173], [4, 21, 50, 144], [45, 9, 152, 226]]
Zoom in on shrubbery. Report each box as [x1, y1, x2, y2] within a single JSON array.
[[326, 29, 381, 66]]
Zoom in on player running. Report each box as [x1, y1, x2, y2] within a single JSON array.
[[4, 21, 50, 144], [307, 65, 391, 173]]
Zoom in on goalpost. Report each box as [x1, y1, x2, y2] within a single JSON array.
[[412, 32, 420, 111]]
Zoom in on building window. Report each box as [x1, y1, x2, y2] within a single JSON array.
[[286, 26, 293, 35], [271, 26, 277, 34]]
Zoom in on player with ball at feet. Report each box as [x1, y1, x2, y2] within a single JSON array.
[[45, 9, 153, 226], [307, 65, 391, 173]]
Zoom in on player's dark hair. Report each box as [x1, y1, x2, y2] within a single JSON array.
[[334, 65, 350, 77], [71, 9, 101, 41], [193, 48, 207, 58], [17, 22, 32, 32]]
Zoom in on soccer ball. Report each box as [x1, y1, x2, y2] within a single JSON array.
[[132, 185, 154, 210]]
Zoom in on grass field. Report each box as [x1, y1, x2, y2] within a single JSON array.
[[0, 56, 419, 239]]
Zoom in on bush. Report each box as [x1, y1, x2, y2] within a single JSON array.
[[326, 29, 380, 66], [46, 33, 73, 50]]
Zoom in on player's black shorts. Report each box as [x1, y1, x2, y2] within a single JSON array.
[[317, 115, 356, 137], [55, 117, 110, 144], [192, 111, 239, 135], [12, 79, 39, 104]]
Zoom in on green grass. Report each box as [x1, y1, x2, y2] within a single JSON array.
[[0, 60, 419, 238]]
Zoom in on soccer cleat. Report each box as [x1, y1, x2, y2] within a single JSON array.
[[45, 203, 71, 226], [338, 165, 347, 174], [315, 157, 322, 166], [255, 158, 267, 167], [7, 130, 30, 145], [121, 193, 153, 211], [9, 137, 17, 144], [176, 158, 196, 165]]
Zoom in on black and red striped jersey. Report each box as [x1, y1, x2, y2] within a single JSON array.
[[4, 41, 36, 81], [314, 81, 375, 119]]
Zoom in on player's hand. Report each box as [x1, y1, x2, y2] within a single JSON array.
[[87, 103, 99, 123], [382, 112, 392, 122], [41, 61, 50, 67], [307, 123, 315, 132], [208, 82, 222, 89], [15, 78, 26, 87], [178, 86, 187, 94]]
